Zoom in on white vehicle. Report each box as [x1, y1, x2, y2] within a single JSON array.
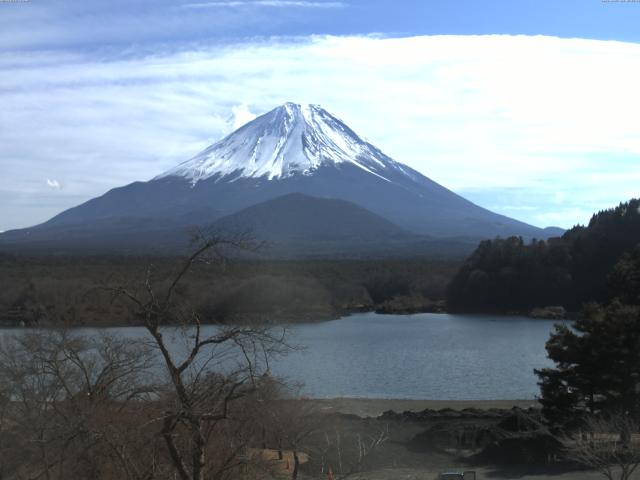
[[438, 471, 476, 480]]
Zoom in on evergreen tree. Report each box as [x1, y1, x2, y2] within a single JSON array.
[[535, 302, 640, 426], [609, 245, 640, 305]]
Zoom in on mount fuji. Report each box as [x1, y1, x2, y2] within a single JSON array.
[[0, 103, 562, 256]]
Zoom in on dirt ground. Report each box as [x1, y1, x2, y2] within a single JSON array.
[[345, 466, 621, 479], [295, 398, 640, 480]]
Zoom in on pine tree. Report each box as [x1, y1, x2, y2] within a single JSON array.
[[535, 303, 640, 426]]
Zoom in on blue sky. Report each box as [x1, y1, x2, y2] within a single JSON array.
[[1, 0, 639, 231], [6, 0, 640, 48]]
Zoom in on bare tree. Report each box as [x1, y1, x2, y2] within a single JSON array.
[[0, 330, 158, 480], [258, 386, 320, 480], [0, 233, 294, 480], [311, 423, 388, 480], [108, 235, 291, 480], [564, 413, 640, 480]]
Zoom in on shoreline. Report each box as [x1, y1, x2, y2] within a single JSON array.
[[5, 309, 564, 329], [305, 397, 541, 418]]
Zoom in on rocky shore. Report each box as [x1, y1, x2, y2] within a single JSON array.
[[308, 398, 540, 418]]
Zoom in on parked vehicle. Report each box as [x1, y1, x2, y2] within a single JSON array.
[[438, 471, 476, 480]]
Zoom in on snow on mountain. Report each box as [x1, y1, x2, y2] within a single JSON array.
[[157, 103, 412, 184]]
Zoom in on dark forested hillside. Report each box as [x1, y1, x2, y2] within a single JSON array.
[[446, 198, 640, 312], [0, 254, 458, 326]]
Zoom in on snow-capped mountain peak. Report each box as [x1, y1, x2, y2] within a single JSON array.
[[2, 103, 557, 249], [157, 103, 398, 183]]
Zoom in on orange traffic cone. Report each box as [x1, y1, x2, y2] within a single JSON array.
[[327, 466, 334, 480]]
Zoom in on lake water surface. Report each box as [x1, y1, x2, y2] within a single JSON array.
[[276, 312, 563, 400], [4, 313, 564, 400]]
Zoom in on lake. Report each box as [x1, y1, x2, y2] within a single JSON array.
[[2, 312, 565, 400], [274, 312, 563, 400]]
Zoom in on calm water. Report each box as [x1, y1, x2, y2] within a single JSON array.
[[3, 313, 564, 400], [277, 313, 563, 400]]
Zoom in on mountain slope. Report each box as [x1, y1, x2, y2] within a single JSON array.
[[212, 193, 411, 241], [209, 193, 478, 258], [0, 102, 561, 255], [0, 193, 479, 258]]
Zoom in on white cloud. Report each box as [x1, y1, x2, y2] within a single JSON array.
[[46, 179, 62, 190], [1, 34, 639, 230], [229, 103, 257, 131]]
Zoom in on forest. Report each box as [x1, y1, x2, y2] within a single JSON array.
[[0, 254, 457, 327], [446, 198, 640, 313]]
